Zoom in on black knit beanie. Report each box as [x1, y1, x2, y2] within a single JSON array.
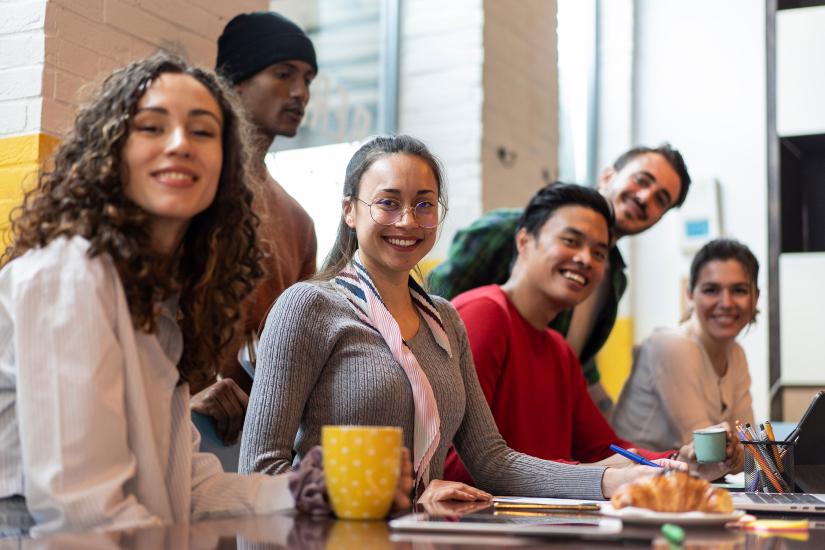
[[216, 12, 317, 85]]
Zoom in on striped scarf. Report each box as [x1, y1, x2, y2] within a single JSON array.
[[332, 252, 450, 486]]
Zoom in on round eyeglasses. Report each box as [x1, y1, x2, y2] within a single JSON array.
[[355, 197, 446, 228]]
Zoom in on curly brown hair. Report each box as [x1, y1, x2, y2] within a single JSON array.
[[3, 52, 264, 386]]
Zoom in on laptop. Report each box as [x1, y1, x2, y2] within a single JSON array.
[[731, 491, 825, 513], [731, 391, 825, 513], [790, 391, 825, 493]]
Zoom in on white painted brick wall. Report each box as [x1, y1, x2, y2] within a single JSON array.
[[0, 0, 47, 137], [0, 1, 46, 34], [399, 0, 558, 259], [1, 0, 267, 138], [398, 0, 485, 259], [0, 33, 45, 70]]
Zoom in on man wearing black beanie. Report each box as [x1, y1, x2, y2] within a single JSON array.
[[216, 11, 318, 141], [191, 12, 319, 445]]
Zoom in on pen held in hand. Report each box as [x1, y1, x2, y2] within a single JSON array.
[[609, 444, 663, 468]]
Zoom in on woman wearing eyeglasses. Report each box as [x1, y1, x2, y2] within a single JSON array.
[[240, 135, 679, 503]]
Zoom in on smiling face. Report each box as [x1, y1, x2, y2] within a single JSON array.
[[599, 152, 682, 237], [236, 60, 315, 139], [121, 72, 223, 253], [343, 153, 439, 281], [516, 205, 610, 311], [689, 259, 758, 343]]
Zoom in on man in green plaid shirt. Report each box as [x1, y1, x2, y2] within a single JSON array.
[[428, 144, 692, 415]]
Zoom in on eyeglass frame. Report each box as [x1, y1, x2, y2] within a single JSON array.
[[352, 196, 447, 229]]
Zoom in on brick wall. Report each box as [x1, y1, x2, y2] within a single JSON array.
[[41, 0, 266, 135], [398, 0, 558, 258], [398, 0, 485, 258], [482, 0, 557, 212], [0, 0, 267, 239]]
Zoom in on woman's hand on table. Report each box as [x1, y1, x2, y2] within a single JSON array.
[[190, 377, 248, 444], [601, 459, 687, 498], [418, 480, 493, 504]]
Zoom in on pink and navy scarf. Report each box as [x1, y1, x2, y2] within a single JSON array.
[[333, 251, 450, 487]]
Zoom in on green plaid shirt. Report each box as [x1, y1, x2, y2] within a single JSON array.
[[428, 208, 627, 384]]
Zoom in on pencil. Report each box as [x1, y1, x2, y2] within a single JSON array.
[[763, 421, 785, 473]]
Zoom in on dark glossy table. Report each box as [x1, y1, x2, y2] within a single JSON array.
[[4, 503, 825, 549]]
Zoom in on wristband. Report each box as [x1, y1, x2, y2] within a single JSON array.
[[288, 446, 333, 515]]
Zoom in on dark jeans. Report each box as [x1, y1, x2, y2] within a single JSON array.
[[0, 495, 33, 538]]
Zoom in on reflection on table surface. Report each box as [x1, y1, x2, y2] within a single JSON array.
[[4, 500, 825, 549]]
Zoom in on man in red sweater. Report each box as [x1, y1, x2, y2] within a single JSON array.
[[444, 183, 738, 484]]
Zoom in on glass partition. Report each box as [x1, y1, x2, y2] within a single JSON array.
[[267, 0, 399, 262]]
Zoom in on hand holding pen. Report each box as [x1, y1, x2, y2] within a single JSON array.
[[599, 455, 687, 498], [609, 444, 663, 468]]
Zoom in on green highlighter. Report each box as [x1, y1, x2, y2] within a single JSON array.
[[661, 523, 685, 548]]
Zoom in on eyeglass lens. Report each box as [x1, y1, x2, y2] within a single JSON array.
[[369, 199, 442, 228]]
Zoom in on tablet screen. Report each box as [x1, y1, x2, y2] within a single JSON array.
[[390, 507, 621, 537], [795, 391, 825, 465]]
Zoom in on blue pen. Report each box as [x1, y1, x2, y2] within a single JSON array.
[[609, 444, 662, 468]]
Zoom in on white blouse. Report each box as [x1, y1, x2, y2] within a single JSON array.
[[612, 323, 755, 451], [0, 236, 293, 535]]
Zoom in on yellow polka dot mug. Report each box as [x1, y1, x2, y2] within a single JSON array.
[[321, 425, 402, 520]]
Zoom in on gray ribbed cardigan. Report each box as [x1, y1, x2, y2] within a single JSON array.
[[239, 281, 607, 499]]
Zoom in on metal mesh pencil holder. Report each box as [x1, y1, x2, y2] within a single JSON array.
[[742, 440, 795, 493]]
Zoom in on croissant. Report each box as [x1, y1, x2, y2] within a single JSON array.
[[611, 470, 733, 513]]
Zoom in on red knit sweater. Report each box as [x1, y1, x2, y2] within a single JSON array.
[[444, 285, 670, 485]]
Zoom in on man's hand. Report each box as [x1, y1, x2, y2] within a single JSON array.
[[190, 378, 249, 444], [418, 480, 493, 504]]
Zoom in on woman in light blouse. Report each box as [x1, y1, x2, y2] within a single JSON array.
[[613, 238, 757, 467], [0, 53, 410, 536]]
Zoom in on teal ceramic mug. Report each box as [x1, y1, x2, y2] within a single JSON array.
[[693, 427, 727, 463]]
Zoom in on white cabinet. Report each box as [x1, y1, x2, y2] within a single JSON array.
[[777, 6, 825, 136], [779, 253, 825, 385]]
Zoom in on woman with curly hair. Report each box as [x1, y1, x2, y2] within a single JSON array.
[[0, 53, 411, 536]]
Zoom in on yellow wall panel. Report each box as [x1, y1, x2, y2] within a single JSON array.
[[596, 316, 634, 401], [0, 133, 61, 241]]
